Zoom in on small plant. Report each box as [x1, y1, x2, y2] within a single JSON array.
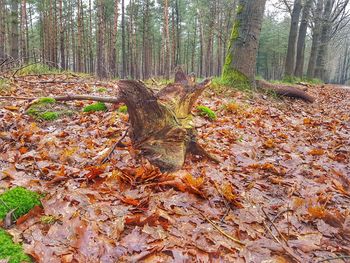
[[197, 105, 216, 121], [39, 111, 59, 120], [0, 229, 31, 263], [224, 101, 240, 113], [37, 97, 56, 104], [40, 215, 58, 225], [83, 102, 107, 112], [118, 105, 128, 113], [16, 63, 59, 76], [0, 187, 41, 220], [97, 87, 107, 93]]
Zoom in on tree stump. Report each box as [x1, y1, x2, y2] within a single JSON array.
[[117, 68, 213, 172]]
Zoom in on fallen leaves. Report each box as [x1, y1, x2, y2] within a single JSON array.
[[1, 75, 349, 262]]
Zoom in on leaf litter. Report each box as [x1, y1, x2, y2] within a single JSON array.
[[0, 74, 349, 262]]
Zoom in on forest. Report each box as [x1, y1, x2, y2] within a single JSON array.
[[0, 0, 349, 262]]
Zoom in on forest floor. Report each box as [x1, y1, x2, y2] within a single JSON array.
[[0, 74, 349, 262]]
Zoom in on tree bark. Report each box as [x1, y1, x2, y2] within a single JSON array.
[[222, 0, 267, 87], [110, 0, 119, 78], [96, 0, 107, 78], [315, 0, 333, 81], [162, 0, 170, 79], [0, 0, 6, 60], [10, 0, 19, 59], [294, 0, 312, 77], [284, 0, 302, 77]]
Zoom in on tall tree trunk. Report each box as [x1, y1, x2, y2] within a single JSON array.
[[0, 0, 6, 59], [284, 0, 302, 77], [20, 0, 28, 62], [96, 0, 107, 78], [110, 0, 119, 78], [77, 0, 83, 72], [315, 0, 333, 81], [121, 0, 126, 78], [307, 0, 324, 78], [222, 0, 267, 87], [10, 0, 19, 59], [59, 0, 65, 69], [294, 0, 312, 77], [162, 0, 170, 79]]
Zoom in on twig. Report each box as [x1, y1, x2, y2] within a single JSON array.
[[12, 61, 41, 77], [0, 94, 122, 104], [318, 255, 350, 262], [262, 207, 288, 244], [192, 206, 245, 247], [262, 221, 303, 263], [101, 128, 129, 164], [271, 209, 293, 223]]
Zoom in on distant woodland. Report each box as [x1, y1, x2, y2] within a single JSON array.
[[0, 0, 349, 83]]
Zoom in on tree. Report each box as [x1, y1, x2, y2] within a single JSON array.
[[284, 0, 302, 77], [222, 0, 267, 87], [96, 0, 107, 78], [294, 0, 313, 77], [0, 0, 5, 60], [10, 0, 20, 59]]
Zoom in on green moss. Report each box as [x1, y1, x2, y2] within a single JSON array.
[[40, 215, 57, 225], [197, 105, 217, 121], [118, 105, 128, 113], [16, 63, 59, 76], [0, 229, 31, 263], [0, 187, 41, 220], [221, 19, 251, 91], [83, 102, 107, 113], [236, 4, 244, 15], [39, 111, 59, 120], [97, 88, 107, 93], [37, 97, 56, 104]]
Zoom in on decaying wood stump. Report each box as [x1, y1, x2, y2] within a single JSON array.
[[117, 68, 214, 172]]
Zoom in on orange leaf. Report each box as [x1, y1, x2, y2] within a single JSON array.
[[16, 206, 44, 225], [4, 106, 19, 111], [19, 147, 28, 154], [308, 206, 325, 219], [263, 139, 275, 149], [308, 149, 324, 156], [221, 183, 243, 208], [85, 165, 105, 180]]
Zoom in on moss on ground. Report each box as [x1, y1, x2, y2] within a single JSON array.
[[83, 102, 107, 112], [0, 187, 42, 263], [0, 187, 41, 220], [118, 105, 128, 113], [0, 229, 31, 263], [197, 105, 216, 121], [26, 97, 74, 121]]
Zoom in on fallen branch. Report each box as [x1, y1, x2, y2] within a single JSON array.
[[257, 79, 315, 103], [0, 95, 122, 104]]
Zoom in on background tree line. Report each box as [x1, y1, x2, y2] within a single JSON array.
[[0, 0, 349, 84]]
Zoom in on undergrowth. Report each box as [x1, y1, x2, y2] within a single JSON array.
[[0, 187, 42, 219], [118, 105, 128, 113], [83, 102, 107, 112], [27, 97, 74, 121], [197, 105, 216, 121], [0, 187, 41, 263], [0, 229, 31, 263]]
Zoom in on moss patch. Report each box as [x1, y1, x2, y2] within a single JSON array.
[[118, 105, 128, 114], [197, 105, 216, 121], [97, 87, 107, 93], [0, 229, 31, 263], [0, 187, 41, 220], [83, 102, 107, 113], [26, 98, 75, 121]]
